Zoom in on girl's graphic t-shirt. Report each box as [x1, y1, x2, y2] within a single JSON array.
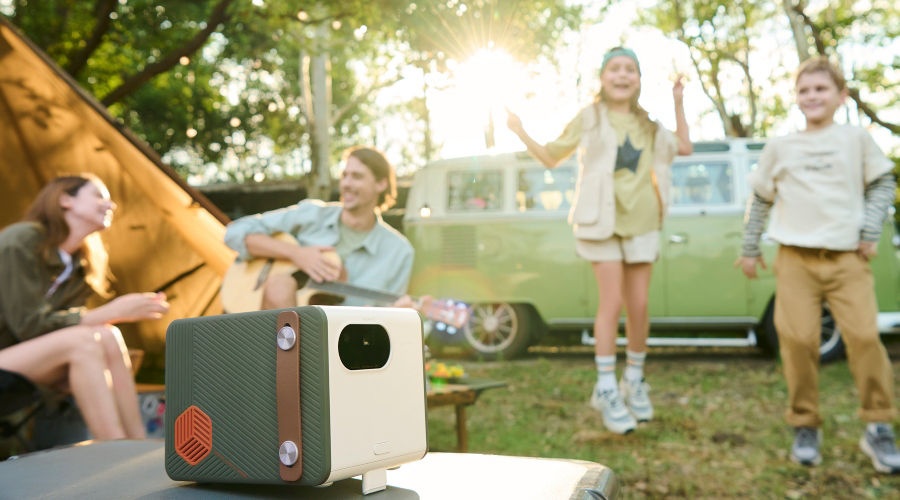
[[546, 109, 659, 236]]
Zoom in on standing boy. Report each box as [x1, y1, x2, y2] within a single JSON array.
[[737, 56, 899, 473]]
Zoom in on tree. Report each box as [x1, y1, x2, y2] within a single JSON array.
[[3, 0, 399, 184], [294, 2, 409, 199], [401, 0, 582, 149], [4, 0, 246, 174], [4, 0, 583, 191], [255, 0, 583, 197], [639, 0, 786, 138], [204, 0, 582, 192], [783, 0, 899, 135], [202, 1, 413, 196], [781, 0, 899, 223]]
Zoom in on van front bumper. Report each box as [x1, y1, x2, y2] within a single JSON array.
[[878, 312, 900, 334]]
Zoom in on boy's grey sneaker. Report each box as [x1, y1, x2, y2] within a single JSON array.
[[790, 427, 822, 466], [860, 423, 900, 474], [619, 377, 653, 422], [589, 386, 636, 435]]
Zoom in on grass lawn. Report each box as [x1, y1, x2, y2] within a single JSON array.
[[426, 341, 900, 498]]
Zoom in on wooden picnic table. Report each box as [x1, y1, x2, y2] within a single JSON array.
[[424, 379, 507, 452]]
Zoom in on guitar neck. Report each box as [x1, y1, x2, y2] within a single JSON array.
[[309, 280, 403, 305]]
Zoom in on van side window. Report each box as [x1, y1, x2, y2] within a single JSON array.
[[447, 170, 503, 212], [516, 166, 576, 212], [670, 161, 734, 205]]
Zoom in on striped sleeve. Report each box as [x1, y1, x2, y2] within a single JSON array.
[[861, 173, 898, 242], [741, 193, 773, 257]]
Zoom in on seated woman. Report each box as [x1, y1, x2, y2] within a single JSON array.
[[0, 174, 169, 440]]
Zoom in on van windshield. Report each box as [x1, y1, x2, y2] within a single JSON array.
[[670, 161, 734, 205], [447, 169, 504, 212]]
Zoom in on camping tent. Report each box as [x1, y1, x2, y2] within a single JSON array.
[[0, 18, 236, 362]]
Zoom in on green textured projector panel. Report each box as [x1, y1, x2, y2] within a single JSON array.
[[164, 307, 331, 485]]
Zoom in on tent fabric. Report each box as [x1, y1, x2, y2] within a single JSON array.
[[0, 18, 236, 356]]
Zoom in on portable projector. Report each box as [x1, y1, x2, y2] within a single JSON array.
[[164, 306, 428, 494]]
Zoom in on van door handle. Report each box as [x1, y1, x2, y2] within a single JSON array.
[[669, 234, 687, 244]]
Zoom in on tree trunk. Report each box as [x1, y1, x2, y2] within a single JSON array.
[[782, 0, 810, 62], [788, 2, 899, 134], [309, 22, 332, 201], [423, 79, 432, 162], [65, 0, 118, 77]]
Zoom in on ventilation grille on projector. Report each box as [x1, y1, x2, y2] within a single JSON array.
[[175, 405, 212, 465]]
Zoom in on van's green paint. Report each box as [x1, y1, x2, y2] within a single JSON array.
[[403, 141, 899, 357]]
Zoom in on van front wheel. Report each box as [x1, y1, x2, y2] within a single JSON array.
[[463, 303, 534, 360]]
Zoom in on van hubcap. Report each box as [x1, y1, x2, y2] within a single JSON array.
[[465, 303, 519, 353]]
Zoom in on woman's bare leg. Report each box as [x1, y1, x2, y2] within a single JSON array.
[[622, 262, 653, 352], [591, 261, 625, 356], [0, 326, 127, 439], [96, 326, 146, 438]]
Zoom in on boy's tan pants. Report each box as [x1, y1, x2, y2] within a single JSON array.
[[773, 245, 896, 428]]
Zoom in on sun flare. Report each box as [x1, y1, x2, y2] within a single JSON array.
[[449, 48, 526, 138]]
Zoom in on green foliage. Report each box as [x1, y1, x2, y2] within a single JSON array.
[[639, 0, 899, 141], [794, 1, 899, 137], [3, 0, 581, 185], [4, 1, 241, 178], [638, 0, 784, 138], [400, 0, 582, 67]]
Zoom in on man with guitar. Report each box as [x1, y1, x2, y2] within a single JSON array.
[[223, 146, 416, 310]]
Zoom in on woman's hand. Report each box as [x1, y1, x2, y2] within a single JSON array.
[[82, 292, 170, 325], [108, 292, 170, 321]]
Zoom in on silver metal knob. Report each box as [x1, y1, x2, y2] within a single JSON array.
[[279, 440, 299, 466], [277, 325, 296, 350]]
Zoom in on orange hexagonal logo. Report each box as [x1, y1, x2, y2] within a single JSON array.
[[175, 405, 212, 465]]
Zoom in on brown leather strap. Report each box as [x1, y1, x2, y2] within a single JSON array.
[[276, 310, 302, 481]]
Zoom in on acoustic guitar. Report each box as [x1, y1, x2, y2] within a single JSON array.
[[220, 234, 470, 330]]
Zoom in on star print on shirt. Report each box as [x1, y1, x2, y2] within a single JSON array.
[[614, 135, 643, 174]]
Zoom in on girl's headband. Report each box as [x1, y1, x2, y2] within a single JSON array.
[[600, 47, 640, 75]]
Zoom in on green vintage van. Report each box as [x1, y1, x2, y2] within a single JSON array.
[[403, 140, 900, 361]]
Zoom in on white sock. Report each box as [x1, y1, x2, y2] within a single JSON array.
[[868, 422, 891, 433], [595, 355, 617, 392], [624, 350, 646, 382]]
